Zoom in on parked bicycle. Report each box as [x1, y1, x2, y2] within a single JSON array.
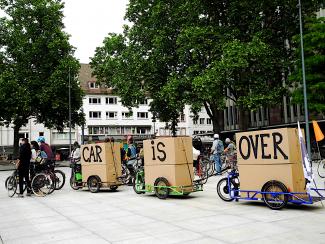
[[6, 161, 27, 197]]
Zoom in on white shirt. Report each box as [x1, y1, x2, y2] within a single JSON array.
[[30, 149, 37, 163]]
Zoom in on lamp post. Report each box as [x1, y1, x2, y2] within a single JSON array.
[[68, 67, 72, 157], [298, 0, 311, 158]]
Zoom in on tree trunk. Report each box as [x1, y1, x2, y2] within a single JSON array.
[[13, 124, 21, 159], [238, 107, 250, 131], [204, 102, 224, 134]]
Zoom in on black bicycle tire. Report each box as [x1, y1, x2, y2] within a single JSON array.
[[7, 176, 17, 197], [70, 175, 82, 190], [317, 160, 325, 178], [54, 170, 66, 190], [262, 180, 288, 210], [47, 172, 56, 194], [217, 177, 235, 202], [5, 176, 10, 189], [154, 177, 170, 199], [31, 173, 53, 197]]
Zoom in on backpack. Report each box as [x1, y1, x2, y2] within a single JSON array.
[[216, 140, 224, 154], [35, 150, 48, 164]]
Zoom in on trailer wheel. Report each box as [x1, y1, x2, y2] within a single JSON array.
[[87, 176, 101, 193], [262, 180, 288, 210], [217, 177, 236, 202], [109, 185, 118, 191], [154, 177, 170, 199]]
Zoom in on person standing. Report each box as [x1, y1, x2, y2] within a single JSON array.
[[210, 134, 224, 175], [30, 140, 40, 180], [17, 138, 32, 197]]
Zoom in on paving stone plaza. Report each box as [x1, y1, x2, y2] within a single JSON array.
[[1, 167, 325, 244]]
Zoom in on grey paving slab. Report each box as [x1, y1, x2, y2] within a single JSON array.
[[0, 167, 325, 244]]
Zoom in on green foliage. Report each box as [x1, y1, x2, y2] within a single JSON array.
[[0, 0, 84, 131], [91, 0, 322, 132], [291, 17, 325, 115]]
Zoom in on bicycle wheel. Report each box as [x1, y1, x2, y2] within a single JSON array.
[[205, 159, 214, 177], [70, 175, 82, 190], [7, 176, 17, 197], [5, 176, 10, 189], [262, 180, 288, 210], [317, 160, 325, 178], [121, 164, 131, 185], [47, 172, 56, 194], [54, 170, 66, 190], [217, 178, 234, 202], [31, 173, 54, 197]]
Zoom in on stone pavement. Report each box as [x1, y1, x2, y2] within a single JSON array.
[[0, 167, 325, 244]]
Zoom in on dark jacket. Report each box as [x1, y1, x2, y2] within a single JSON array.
[[19, 143, 32, 168]]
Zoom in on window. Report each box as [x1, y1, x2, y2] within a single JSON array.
[[206, 118, 212, 125], [88, 82, 99, 89], [193, 130, 199, 135], [137, 127, 149, 134], [193, 119, 198, 125], [179, 113, 185, 122], [106, 111, 117, 119], [137, 112, 148, 119], [89, 97, 101, 104], [52, 132, 75, 140], [139, 98, 148, 105], [106, 97, 117, 104], [89, 111, 101, 119], [200, 118, 205, 124], [122, 112, 133, 119], [39, 132, 44, 136]]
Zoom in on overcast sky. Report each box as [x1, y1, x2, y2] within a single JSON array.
[[63, 0, 129, 64]]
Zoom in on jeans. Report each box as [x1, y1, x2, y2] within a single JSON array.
[[214, 154, 222, 174]]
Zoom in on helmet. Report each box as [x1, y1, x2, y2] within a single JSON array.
[[225, 138, 231, 144], [213, 134, 219, 139], [37, 136, 45, 143]]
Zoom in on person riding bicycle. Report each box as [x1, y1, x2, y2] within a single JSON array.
[[37, 136, 54, 165], [124, 135, 138, 184], [224, 138, 237, 169]]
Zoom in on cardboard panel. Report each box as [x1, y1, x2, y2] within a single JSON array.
[[238, 163, 306, 198], [145, 164, 194, 192], [81, 142, 122, 184], [143, 137, 193, 166], [236, 128, 302, 165]]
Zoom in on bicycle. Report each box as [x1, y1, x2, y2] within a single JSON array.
[[70, 158, 83, 190], [32, 162, 56, 196], [6, 162, 27, 197], [317, 159, 325, 178], [194, 155, 209, 184]]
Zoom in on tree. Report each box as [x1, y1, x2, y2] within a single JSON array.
[[0, 0, 84, 156], [92, 0, 322, 134], [291, 17, 325, 115]]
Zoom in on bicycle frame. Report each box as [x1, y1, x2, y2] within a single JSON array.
[[224, 171, 325, 205]]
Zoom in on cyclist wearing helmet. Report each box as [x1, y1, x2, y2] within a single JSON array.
[[224, 138, 237, 169], [224, 138, 236, 155], [37, 136, 54, 162]]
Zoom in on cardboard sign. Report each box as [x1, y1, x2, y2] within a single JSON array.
[[236, 128, 302, 165], [143, 137, 193, 166], [143, 137, 193, 190], [80, 142, 122, 185]]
